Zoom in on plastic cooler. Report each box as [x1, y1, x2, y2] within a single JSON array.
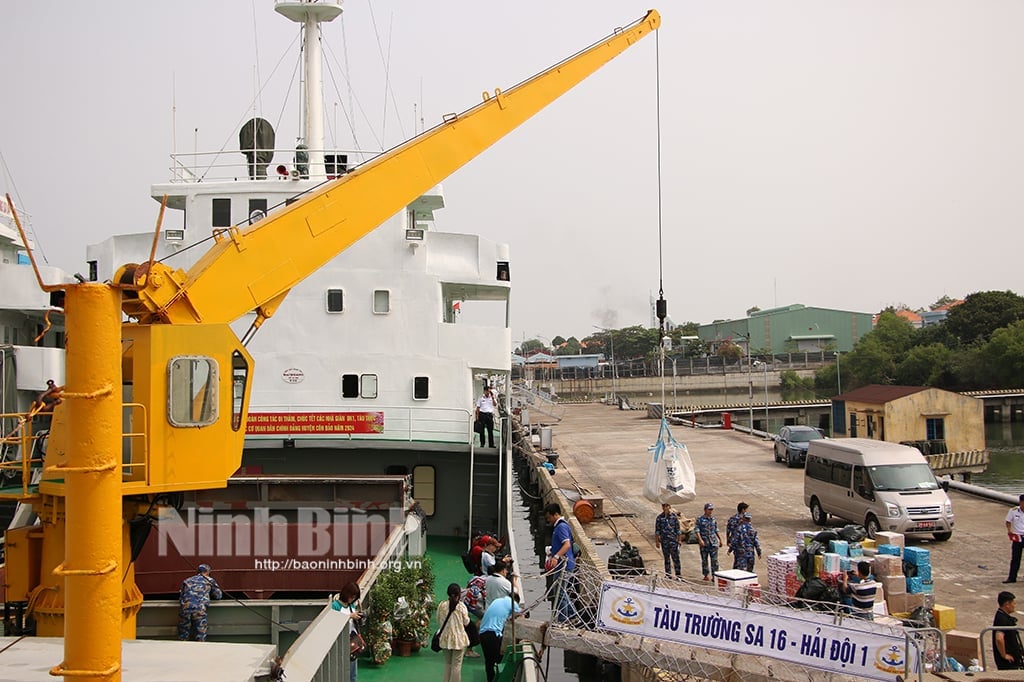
[[715, 569, 758, 596]]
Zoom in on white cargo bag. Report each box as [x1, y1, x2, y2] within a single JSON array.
[[642, 417, 696, 504]]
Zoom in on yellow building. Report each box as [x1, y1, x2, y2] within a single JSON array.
[[831, 384, 985, 454]]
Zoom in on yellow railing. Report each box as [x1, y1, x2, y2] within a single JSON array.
[[120, 402, 150, 490], [0, 412, 45, 499], [0, 402, 150, 499]]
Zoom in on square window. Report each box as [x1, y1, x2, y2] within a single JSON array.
[[326, 289, 344, 313], [341, 374, 359, 398], [361, 374, 378, 399], [414, 376, 429, 400], [212, 198, 231, 228], [373, 290, 390, 314]]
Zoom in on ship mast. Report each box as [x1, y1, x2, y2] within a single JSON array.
[[275, 0, 344, 179]]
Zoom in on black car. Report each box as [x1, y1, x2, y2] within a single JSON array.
[[773, 425, 825, 467]]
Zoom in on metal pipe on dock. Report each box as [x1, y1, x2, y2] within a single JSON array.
[[943, 478, 1019, 505]]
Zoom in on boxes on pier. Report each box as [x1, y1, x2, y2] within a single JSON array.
[[932, 604, 956, 631], [876, 531, 905, 548]]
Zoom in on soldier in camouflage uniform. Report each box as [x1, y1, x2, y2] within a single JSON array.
[[178, 563, 222, 641], [727, 512, 762, 571], [654, 503, 682, 577]]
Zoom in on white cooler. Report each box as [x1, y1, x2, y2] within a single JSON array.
[[714, 569, 758, 596]]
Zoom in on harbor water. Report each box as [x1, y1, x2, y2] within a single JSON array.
[[973, 421, 1024, 493]]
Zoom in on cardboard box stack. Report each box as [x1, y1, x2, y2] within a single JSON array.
[[766, 552, 800, 598]]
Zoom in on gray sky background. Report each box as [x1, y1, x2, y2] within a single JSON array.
[[2, 1, 1022, 345]]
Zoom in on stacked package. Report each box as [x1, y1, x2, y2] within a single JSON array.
[[872, 552, 909, 614], [766, 552, 800, 598], [904, 546, 933, 594]]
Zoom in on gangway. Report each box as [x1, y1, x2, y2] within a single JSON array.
[[513, 384, 566, 423]]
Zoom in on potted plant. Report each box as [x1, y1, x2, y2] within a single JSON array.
[[363, 556, 435, 662]]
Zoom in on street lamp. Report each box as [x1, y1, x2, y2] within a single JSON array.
[[593, 325, 617, 404], [753, 360, 769, 436]]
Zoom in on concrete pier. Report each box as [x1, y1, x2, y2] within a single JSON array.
[[543, 403, 1018, 650]]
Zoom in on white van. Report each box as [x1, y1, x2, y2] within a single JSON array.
[[803, 438, 953, 541]]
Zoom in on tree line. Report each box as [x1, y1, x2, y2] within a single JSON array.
[[521, 290, 1024, 394]]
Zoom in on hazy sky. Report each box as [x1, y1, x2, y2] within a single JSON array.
[[2, 1, 1022, 344]]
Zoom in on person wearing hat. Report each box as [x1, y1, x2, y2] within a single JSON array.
[[654, 502, 682, 577], [694, 503, 723, 581], [178, 563, 222, 641], [1004, 494, 1024, 583], [469, 534, 498, 576], [727, 512, 761, 572]]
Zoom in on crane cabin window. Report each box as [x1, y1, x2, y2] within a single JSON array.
[[168, 356, 219, 427], [373, 290, 390, 314], [326, 289, 344, 313], [232, 351, 249, 431]]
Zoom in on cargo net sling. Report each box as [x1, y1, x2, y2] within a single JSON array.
[[521, 560, 933, 682], [642, 417, 696, 505]]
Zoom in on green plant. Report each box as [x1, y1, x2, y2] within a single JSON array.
[[363, 556, 435, 662]]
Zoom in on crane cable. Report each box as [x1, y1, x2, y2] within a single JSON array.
[[654, 29, 667, 408]]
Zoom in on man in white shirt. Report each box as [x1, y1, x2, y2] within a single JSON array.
[[475, 386, 497, 448], [1005, 494, 1024, 583], [484, 559, 517, 609]]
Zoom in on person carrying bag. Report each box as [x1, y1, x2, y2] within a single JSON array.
[[434, 583, 471, 682]]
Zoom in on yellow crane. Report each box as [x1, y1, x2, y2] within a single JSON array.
[[2, 9, 660, 681]]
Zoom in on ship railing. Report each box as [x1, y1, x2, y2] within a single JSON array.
[[120, 402, 150, 490], [0, 412, 45, 499], [167, 147, 382, 184], [277, 595, 354, 682]]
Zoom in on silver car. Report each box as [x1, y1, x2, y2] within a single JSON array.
[[774, 425, 825, 467]]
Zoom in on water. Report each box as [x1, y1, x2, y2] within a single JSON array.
[[973, 421, 1024, 493], [510, 467, 616, 682]]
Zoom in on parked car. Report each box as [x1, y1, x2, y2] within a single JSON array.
[[773, 425, 825, 467]]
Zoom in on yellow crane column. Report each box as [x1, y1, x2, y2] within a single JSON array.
[[50, 283, 123, 681]]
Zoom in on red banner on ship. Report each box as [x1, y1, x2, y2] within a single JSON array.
[[246, 412, 385, 435]]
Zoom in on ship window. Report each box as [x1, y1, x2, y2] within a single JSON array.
[[361, 374, 378, 399], [326, 289, 344, 313], [373, 290, 390, 314], [168, 356, 219, 427], [232, 351, 249, 431], [88, 260, 98, 282], [497, 261, 510, 281], [414, 376, 429, 400], [212, 198, 232, 227], [412, 465, 436, 516], [248, 198, 268, 224], [342, 374, 359, 398]]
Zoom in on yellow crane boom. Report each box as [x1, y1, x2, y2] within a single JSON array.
[[120, 10, 661, 327]]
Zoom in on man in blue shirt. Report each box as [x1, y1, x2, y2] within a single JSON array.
[[544, 503, 576, 623], [479, 594, 521, 682]]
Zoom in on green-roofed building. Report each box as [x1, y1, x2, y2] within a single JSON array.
[[697, 304, 873, 354]]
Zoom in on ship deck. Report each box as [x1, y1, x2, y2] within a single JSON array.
[[0, 638, 276, 682], [360, 535, 492, 681]]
